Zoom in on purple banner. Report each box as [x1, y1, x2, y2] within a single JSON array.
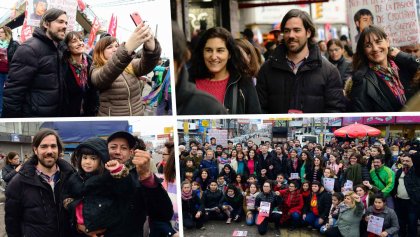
[[342, 117, 363, 126], [363, 116, 395, 125], [395, 116, 420, 124]]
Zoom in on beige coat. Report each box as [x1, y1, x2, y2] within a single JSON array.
[[90, 40, 161, 116]]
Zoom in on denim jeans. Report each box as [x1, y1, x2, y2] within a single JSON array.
[[304, 212, 322, 229], [245, 211, 258, 226]]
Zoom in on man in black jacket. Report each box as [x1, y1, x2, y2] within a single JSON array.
[[3, 8, 67, 117], [5, 128, 75, 237], [106, 131, 174, 237], [392, 152, 420, 237], [256, 9, 345, 113]]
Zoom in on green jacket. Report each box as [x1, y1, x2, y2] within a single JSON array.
[[370, 166, 395, 198]]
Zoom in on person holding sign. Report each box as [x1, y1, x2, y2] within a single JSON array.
[[365, 194, 399, 237], [255, 181, 283, 235], [350, 25, 419, 112], [90, 19, 161, 116], [322, 167, 341, 193]]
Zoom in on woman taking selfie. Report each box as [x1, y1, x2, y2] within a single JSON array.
[[90, 22, 161, 116]]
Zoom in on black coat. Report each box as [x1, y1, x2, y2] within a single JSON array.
[[257, 153, 276, 180], [350, 52, 419, 112], [105, 169, 173, 237], [62, 54, 99, 116], [200, 189, 223, 210], [303, 189, 332, 221], [273, 154, 290, 179], [5, 157, 75, 237], [6, 40, 19, 63], [191, 72, 262, 114], [256, 43, 345, 113], [3, 27, 66, 117], [62, 137, 133, 235], [392, 153, 420, 205], [329, 56, 352, 83], [176, 65, 227, 115], [1, 164, 18, 184]]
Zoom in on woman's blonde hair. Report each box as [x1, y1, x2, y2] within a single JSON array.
[[0, 26, 12, 42], [345, 191, 356, 208]]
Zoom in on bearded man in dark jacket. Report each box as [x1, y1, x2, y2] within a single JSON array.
[[256, 9, 345, 114], [3, 8, 67, 117], [5, 128, 75, 237]]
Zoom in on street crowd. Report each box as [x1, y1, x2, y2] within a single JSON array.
[[0, 8, 171, 117], [174, 9, 420, 115], [1, 129, 177, 237], [179, 136, 420, 237]]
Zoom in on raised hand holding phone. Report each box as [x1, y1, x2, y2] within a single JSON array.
[[125, 12, 154, 54]]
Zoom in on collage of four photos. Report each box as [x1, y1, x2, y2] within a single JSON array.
[[0, 0, 419, 237]]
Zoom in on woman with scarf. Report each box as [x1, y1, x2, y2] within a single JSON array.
[[220, 184, 244, 224], [325, 191, 364, 237], [0, 26, 19, 116], [350, 25, 419, 112], [279, 181, 304, 231], [62, 32, 98, 116], [243, 183, 260, 226], [181, 181, 205, 230], [90, 22, 161, 116], [255, 181, 283, 235], [364, 194, 399, 237]]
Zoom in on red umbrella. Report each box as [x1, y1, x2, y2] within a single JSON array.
[[333, 123, 381, 138]]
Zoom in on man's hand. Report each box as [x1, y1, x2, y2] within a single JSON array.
[[132, 149, 152, 180], [379, 138, 386, 145], [105, 160, 120, 172]]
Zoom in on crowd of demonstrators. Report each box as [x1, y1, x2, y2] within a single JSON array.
[[3, 128, 175, 237], [2, 8, 164, 118], [179, 136, 420, 236], [174, 8, 419, 115]]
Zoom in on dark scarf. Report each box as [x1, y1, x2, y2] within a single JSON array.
[[182, 189, 193, 200], [68, 55, 88, 91], [369, 59, 406, 105]]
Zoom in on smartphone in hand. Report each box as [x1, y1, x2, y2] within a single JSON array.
[[130, 12, 143, 26]]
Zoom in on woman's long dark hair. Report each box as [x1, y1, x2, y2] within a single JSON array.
[[190, 27, 250, 80], [353, 25, 389, 70]]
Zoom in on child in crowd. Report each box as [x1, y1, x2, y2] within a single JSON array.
[[192, 181, 203, 199], [63, 137, 132, 236], [320, 192, 344, 234], [217, 151, 231, 172], [221, 185, 244, 224], [216, 175, 228, 192], [274, 173, 288, 195]]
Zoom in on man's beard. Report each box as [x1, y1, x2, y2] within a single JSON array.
[[47, 29, 65, 42], [286, 39, 308, 54]]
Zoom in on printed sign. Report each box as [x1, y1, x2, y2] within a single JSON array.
[[290, 173, 299, 180], [367, 215, 384, 235], [259, 201, 271, 217], [323, 178, 335, 192], [347, 0, 419, 47], [232, 230, 248, 237]]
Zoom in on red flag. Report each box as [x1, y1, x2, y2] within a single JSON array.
[[77, 0, 86, 12], [107, 14, 117, 37], [21, 11, 33, 43], [87, 17, 100, 49]]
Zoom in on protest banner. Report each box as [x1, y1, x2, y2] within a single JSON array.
[[207, 129, 228, 147], [347, 0, 419, 47], [27, 0, 78, 31], [87, 17, 100, 49], [108, 13, 118, 37]]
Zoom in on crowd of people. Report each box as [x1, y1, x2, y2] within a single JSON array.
[[0, 129, 177, 237], [0, 8, 171, 118], [179, 136, 419, 237], [174, 9, 420, 115]]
